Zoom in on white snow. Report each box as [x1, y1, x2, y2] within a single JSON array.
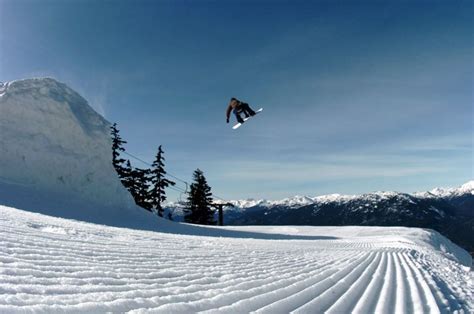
[[225, 199, 273, 209], [0, 78, 148, 228], [415, 181, 474, 198], [0, 78, 135, 206], [314, 193, 357, 203], [460, 181, 474, 194], [0, 205, 472, 313], [0, 82, 8, 97]]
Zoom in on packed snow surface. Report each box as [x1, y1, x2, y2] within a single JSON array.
[[1, 206, 472, 313], [0, 78, 137, 219]]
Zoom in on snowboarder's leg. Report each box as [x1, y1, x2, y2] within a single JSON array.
[[235, 104, 249, 118], [241, 102, 256, 116], [233, 109, 244, 123]]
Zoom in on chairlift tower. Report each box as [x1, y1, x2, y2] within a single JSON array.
[[209, 202, 234, 226]]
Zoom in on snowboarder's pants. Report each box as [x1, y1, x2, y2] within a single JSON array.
[[234, 102, 256, 122]]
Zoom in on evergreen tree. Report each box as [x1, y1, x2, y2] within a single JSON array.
[[110, 124, 177, 216], [110, 123, 128, 180], [121, 160, 134, 192], [150, 145, 175, 217], [129, 167, 153, 211], [184, 169, 215, 225]]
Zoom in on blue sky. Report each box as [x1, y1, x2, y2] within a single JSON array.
[[1, 0, 472, 200]]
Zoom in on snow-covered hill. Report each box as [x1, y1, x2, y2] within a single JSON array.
[[0, 205, 471, 312], [0, 78, 152, 229]]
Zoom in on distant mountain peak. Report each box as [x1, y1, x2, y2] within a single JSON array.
[[460, 180, 474, 193], [422, 181, 474, 198]]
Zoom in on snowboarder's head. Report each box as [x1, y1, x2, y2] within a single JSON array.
[[231, 97, 237, 101]]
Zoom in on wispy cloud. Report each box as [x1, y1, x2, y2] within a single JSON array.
[[198, 132, 472, 198], [211, 152, 462, 183]]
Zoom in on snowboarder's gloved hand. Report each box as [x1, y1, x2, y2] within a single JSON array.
[[226, 118, 229, 123]]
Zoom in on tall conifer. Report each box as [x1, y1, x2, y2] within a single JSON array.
[[184, 169, 215, 225], [130, 167, 152, 211], [150, 145, 175, 217], [110, 123, 128, 181]]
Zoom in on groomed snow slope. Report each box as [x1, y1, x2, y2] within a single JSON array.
[[1, 205, 472, 313]]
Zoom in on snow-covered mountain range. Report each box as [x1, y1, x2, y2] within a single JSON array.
[[166, 181, 474, 255], [0, 78, 155, 229], [240, 181, 474, 208], [166, 181, 474, 216]]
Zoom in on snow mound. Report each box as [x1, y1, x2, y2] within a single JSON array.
[[0, 78, 149, 229], [0, 205, 472, 313]]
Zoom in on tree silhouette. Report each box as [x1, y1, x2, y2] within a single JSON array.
[[150, 145, 175, 217], [129, 167, 152, 211], [110, 123, 129, 182], [184, 169, 215, 225]]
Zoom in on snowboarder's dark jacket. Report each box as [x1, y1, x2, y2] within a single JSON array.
[[226, 98, 241, 120]]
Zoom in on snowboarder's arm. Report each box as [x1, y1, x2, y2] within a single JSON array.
[[225, 103, 233, 122]]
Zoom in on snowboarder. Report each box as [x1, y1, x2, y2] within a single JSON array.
[[226, 97, 257, 124]]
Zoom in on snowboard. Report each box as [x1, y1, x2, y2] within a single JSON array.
[[232, 108, 263, 129]]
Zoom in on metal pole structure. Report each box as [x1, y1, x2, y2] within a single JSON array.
[[210, 202, 234, 226], [218, 206, 223, 226]]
